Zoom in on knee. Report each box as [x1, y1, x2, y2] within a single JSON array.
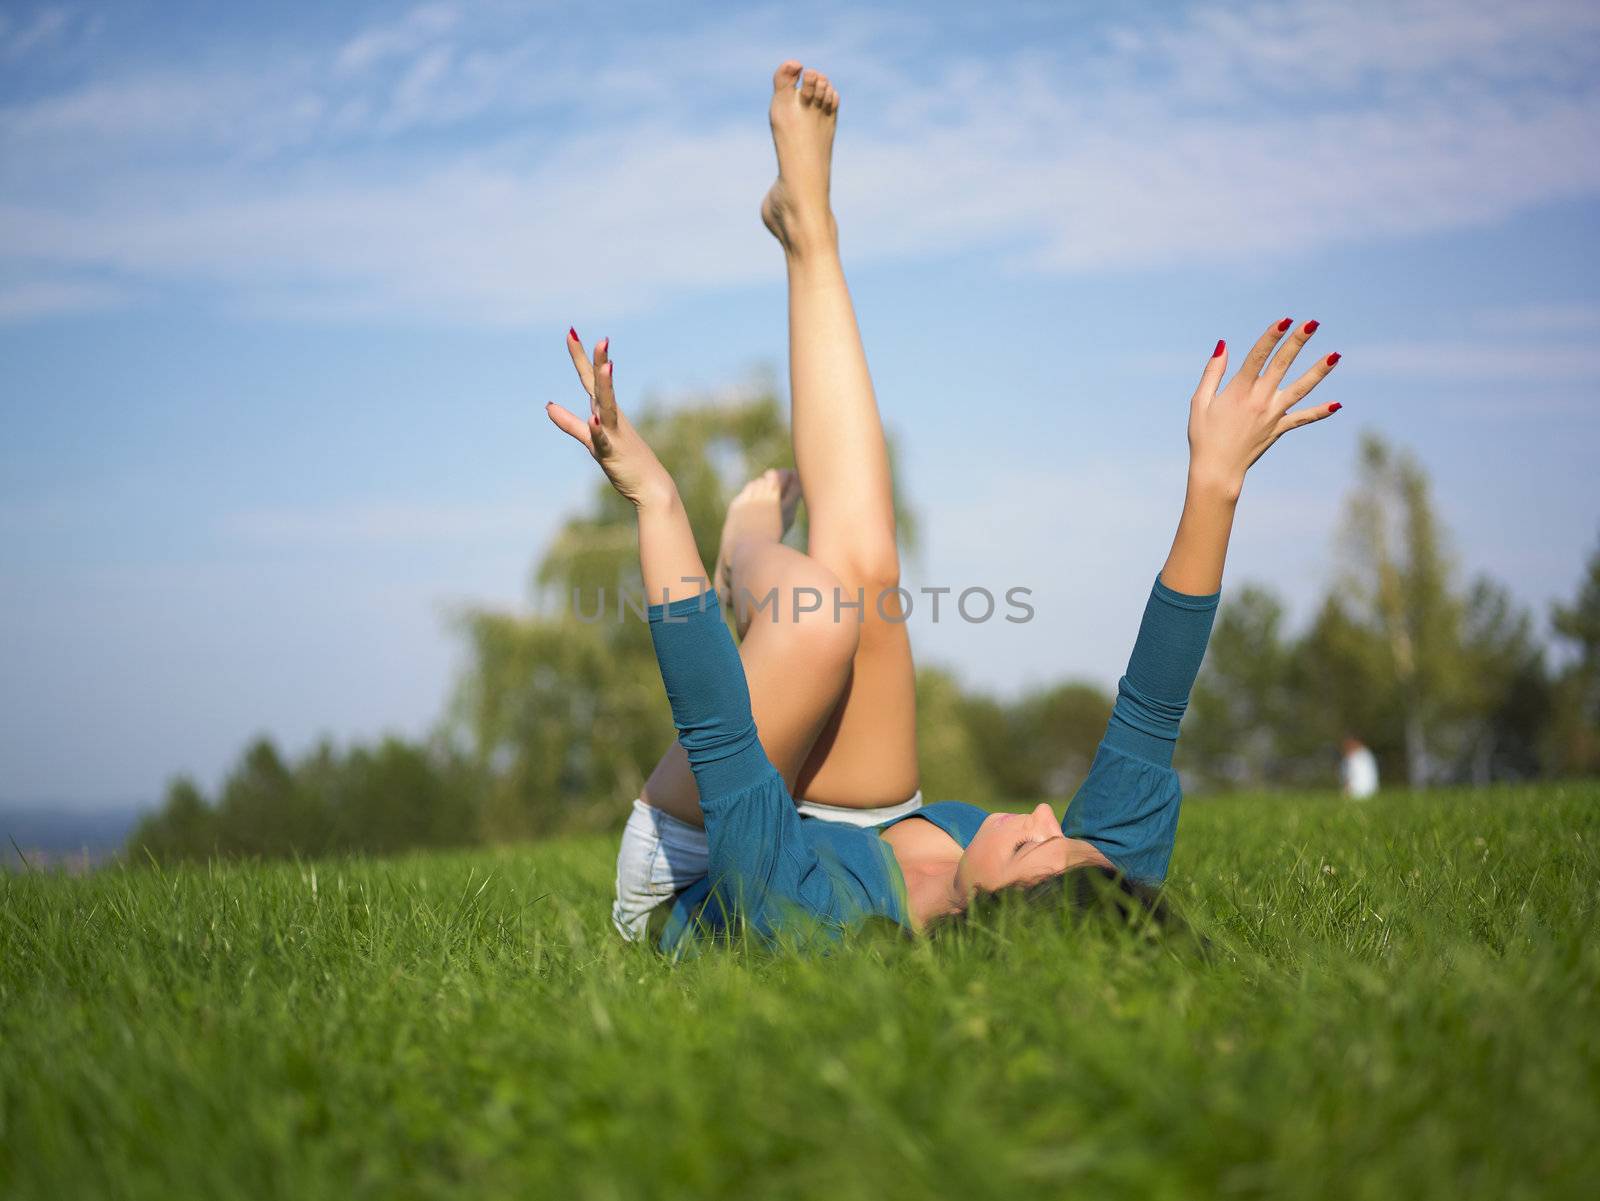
[[782, 564, 862, 666], [794, 594, 861, 669], [833, 536, 902, 599]]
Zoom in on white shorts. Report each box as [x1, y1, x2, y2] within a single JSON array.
[[611, 791, 925, 942]]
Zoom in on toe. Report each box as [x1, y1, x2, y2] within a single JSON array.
[[773, 60, 802, 92], [800, 69, 819, 103]]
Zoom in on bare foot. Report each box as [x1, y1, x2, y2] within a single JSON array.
[[714, 469, 803, 619], [761, 61, 840, 255]]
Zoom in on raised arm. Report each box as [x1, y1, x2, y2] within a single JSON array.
[[545, 334, 770, 799], [1065, 318, 1342, 879], [546, 333, 830, 931]]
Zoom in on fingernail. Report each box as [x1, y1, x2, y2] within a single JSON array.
[[603, 361, 613, 377], [1328, 402, 1343, 414], [1212, 339, 1226, 358], [1326, 352, 1341, 366], [568, 326, 579, 342], [1277, 317, 1293, 333], [1303, 320, 1320, 335], [599, 337, 609, 354]]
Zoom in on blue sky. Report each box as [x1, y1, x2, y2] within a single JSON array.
[[3, 0, 1598, 809]]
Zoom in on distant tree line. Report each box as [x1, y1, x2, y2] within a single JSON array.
[[128, 737, 481, 864], [1185, 434, 1599, 791], [130, 394, 1600, 862]]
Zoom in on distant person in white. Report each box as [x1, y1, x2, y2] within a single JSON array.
[[1341, 737, 1379, 799]]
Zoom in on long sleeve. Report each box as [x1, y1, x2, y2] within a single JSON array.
[[1061, 575, 1219, 882], [647, 593, 838, 938], [647, 592, 773, 803]]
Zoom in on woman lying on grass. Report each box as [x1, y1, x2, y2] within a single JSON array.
[[546, 61, 1342, 953]]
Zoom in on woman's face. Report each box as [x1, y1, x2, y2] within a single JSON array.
[[954, 803, 1078, 898]]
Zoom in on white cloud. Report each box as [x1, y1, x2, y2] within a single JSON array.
[[334, 2, 461, 77], [1471, 303, 1600, 336], [1, 6, 73, 61], [1, 1, 1597, 326], [0, 276, 131, 319], [1356, 341, 1600, 381]]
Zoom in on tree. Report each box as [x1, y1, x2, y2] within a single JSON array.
[[1284, 593, 1401, 786], [959, 681, 1111, 802], [129, 738, 480, 863], [1338, 433, 1471, 786], [1183, 436, 1551, 792], [1458, 578, 1549, 783], [1184, 586, 1293, 789], [1548, 533, 1600, 775], [317, 737, 480, 854], [128, 777, 216, 863], [1013, 682, 1114, 800], [211, 737, 330, 858], [916, 668, 998, 807]]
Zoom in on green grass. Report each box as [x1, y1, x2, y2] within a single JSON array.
[[3, 785, 1598, 1200]]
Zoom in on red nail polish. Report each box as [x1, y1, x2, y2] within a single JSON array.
[[568, 326, 579, 342], [1326, 352, 1341, 366], [1303, 320, 1320, 335], [1277, 317, 1293, 333], [604, 361, 613, 377], [1212, 339, 1225, 358], [599, 337, 609, 354], [1328, 402, 1342, 414]]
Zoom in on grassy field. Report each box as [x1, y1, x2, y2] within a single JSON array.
[[3, 785, 1598, 1200]]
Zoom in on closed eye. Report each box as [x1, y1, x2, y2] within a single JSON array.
[[1015, 835, 1066, 859]]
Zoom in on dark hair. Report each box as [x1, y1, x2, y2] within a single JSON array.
[[927, 863, 1197, 946]]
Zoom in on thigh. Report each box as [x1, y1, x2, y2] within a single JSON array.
[[792, 590, 920, 807]]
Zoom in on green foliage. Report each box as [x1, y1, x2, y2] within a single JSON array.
[[127, 777, 214, 863], [12, 785, 1600, 1199], [454, 611, 673, 839], [1185, 431, 1573, 791], [959, 681, 1112, 802], [914, 668, 999, 806], [1548, 533, 1600, 775], [213, 738, 328, 857], [1339, 432, 1492, 784], [1458, 578, 1550, 782], [1185, 586, 1294, 788], [130, 737, 479, 864], [319, 738, 481, 853]]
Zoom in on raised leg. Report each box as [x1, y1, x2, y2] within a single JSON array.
[[763, 62, 919, 807]]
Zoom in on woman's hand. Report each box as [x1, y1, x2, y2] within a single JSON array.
[[1186, 317, 1342, 498], [546, 329, 676, 509], [1160, 318, 1343, 594]]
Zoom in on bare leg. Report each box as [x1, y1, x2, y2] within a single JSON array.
[[639, 511, 858, 827], [714, 468, 802, 633], [763, 61, 919, 807]]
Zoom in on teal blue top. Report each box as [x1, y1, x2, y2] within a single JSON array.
[[647, 576, 1218, 953]]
